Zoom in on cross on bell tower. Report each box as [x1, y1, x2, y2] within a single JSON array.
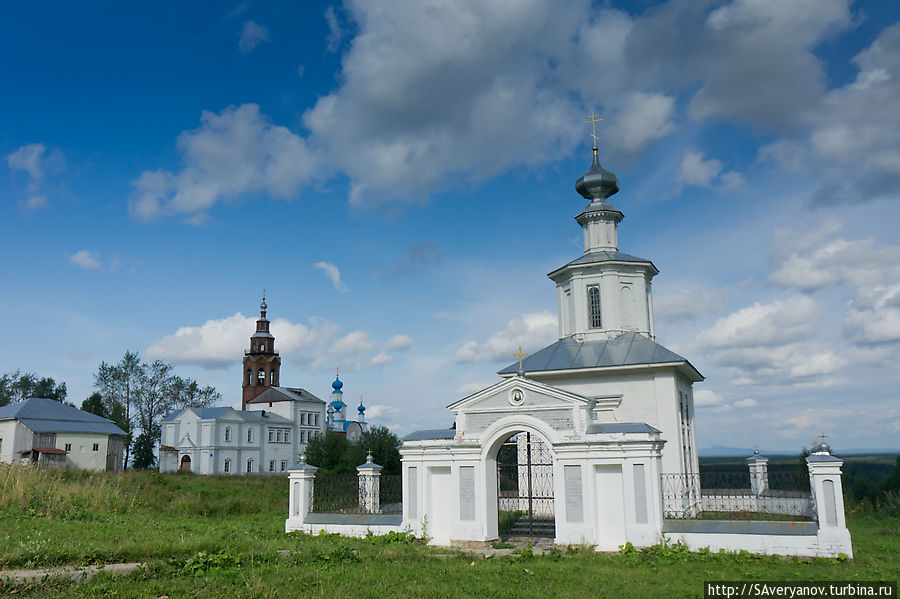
[[242, 294, 281, 409]]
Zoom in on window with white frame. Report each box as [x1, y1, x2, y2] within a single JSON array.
[[300, 412, 306, 426], [246, 458, 253, 473], [269, 460, 275, 472], [225, 426, 232, 442], [588, 285, 602, 328], [280, 460, 286, 472], [247, 427, 253, 443], [284, 430, 290, 443], [224, 458, 231, 473], [268, 429, 274, 443]]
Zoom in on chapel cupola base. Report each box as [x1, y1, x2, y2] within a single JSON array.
[[242, 295, 281, 409]]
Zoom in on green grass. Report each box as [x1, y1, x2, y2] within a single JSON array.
[[1, 466, 898, 598]]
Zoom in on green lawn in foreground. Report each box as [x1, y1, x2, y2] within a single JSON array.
[[0, 466, 898, 598]]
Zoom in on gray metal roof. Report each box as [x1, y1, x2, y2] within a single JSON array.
[[161, 406, 292, 424], [551, 250, 656, 272], [0, 398, 127, 436], [247, 386, 326, 405], [585, 422, 661, 435], [497, 332, 701, 378], [403, 429, 456, 441]]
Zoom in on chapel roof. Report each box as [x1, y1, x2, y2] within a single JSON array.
[[0, 397, 127, 436], [497, 331, 703, 380], [548, 250, 658, 277]]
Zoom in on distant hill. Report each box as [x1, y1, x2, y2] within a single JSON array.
[[699, 445, 900, 458]]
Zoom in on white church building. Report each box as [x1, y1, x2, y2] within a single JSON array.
[[286, 142, 854, 558], [160, 299, 371, 474]]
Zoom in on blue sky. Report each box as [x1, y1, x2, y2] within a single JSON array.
[[3, 0, 900, 451]]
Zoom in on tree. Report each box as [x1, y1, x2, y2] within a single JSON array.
[[132, 427, 159, 470], [0, 370, 68, 406], [94, 351, 221, 469], [95, 351, 142, 466], [305, 426, 402, 475], [167, 376, 220, 412], [81, 392, 107, 418]]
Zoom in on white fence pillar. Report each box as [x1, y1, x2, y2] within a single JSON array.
[[286, 456, 317, 530], [806, 443, 853, 558], [746, 450, 769, 495], [357, 452, 383, 514]]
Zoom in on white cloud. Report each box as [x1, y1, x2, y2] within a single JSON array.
[[385, 334, 412, 351], [369, 351, 393, 368], [365, 404, 399, 420], [68, 249, 101, 270], [24, 195, 47, 210], [454, 311, 557, 363], [769, 229, 900, 345], [7, 143, 65, 205], [677, 149, 745, 190], [130, 104, 318, 221], [678, 150, 722, 187], [324, 6, 344, 53], [654, 288, 724, 322], [146, 312, 379, 371], [238, 20, 269, 52], [312, 261, 347, 292], [733, 398, 759, 409], [457, 381, 493, 396], [697, 296, 820, 349], [758, 21, 900, 204], [133, 0, 892, 213], [694, 389, 724, 407]]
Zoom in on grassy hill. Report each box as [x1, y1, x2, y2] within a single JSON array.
[[1, 465, 898, 598]]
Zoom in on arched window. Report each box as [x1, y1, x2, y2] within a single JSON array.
[[245, 369, 251, 385], [588, 286, 602, 328], [247, 427, 254, 443], [224, 458, 231, 473], [257, 369, 265, 385], [246, 458, 253, 473], [270, 370, 276, 385], [224, 426, 232, 442]]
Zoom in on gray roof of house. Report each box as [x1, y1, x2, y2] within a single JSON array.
[[586, 422, 661, 435], [161, 406, 292, 424], [0, 398, 127, 436], [403, 429, 457, 441], [497, 332, 701, 378]]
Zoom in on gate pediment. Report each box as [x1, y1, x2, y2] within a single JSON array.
[[448, 377, 593, 438]]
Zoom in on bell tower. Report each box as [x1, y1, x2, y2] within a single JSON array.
[[242, 294, 281, 409], [547, 132, 659, 342]]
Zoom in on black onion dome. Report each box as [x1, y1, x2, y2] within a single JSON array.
[[575, 149, 620, 201]]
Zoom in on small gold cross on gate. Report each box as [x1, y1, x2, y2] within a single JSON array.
[[513, 345, 528, 371], [585, 111, 603, 148]]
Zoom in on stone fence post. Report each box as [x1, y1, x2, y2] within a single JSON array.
[[357, 451, 383, 514], [287, 456, 317, 522], [746, 450, 769, 495], [806, 443, 853, 558]]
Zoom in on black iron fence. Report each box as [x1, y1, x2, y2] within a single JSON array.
[[312, 474, 361, 513], [311, 473, 401, 514], [662, 471, 815, 521], [381, 475, 402, 514]]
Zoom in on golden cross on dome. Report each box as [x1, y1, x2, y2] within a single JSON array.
[[816, 432, 829, 443], [585, 111, 603, 148], [513, 346, 528, 371]]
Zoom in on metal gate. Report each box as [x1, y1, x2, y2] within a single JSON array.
[[497, 432, 555, 538]]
